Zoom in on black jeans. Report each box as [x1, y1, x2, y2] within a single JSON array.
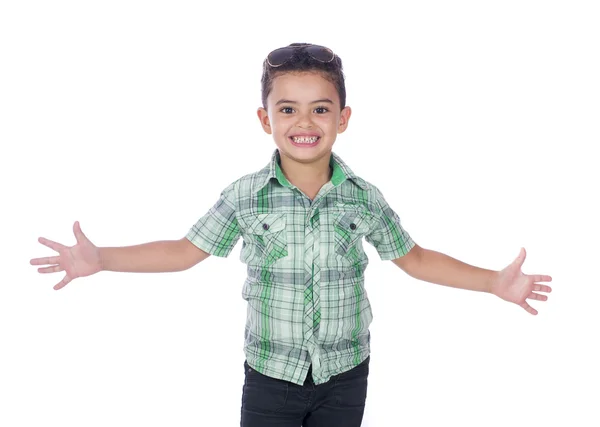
[[240, 356, 369, 427]]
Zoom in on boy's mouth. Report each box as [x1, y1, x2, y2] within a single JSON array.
[[289, 136, 321, 147]]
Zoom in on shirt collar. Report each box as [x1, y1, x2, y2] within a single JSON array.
[[253, 149, 368, 194]]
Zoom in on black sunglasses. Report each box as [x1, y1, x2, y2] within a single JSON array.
[[266, 44, 336, 67]]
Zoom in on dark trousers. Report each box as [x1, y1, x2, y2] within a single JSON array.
[[240, 356, 369, 427]]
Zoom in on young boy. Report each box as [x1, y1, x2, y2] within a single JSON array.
[[30, 43, 553, 427]]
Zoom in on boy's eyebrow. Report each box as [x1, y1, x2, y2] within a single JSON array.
[[275, 98, 334, 105]]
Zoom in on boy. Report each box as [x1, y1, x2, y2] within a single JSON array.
[[30, 43, 552, 427]]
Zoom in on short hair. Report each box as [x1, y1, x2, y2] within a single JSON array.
[[261, 43, 347, 111]]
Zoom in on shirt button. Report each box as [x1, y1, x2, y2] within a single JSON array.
[[262, 223, 269, 230], [350, 223, 357, 230]]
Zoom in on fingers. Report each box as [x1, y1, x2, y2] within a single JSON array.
[[73, 221, 87, 243], [520, 301, 538, 315], [522, 289, 552, 314], [53, 275, 71, 290], [514, 247, 527, 268], [38, 237, 67, 252], [533, 283, 552, 293], [30, 255, 60, 266], [37, 265, 63, 274], [527, 292, 548, 301], [531, 275, 552, 283]]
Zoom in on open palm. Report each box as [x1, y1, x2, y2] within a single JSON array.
[[491, 248, 553, 315], [30, 221, 102, 290]]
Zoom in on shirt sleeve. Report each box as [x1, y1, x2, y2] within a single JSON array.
[[364, 185, 415, 260], [186, 182, 241, 258]]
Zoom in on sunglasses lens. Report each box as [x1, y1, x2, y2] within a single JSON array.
[[267, 45, 335, 67], [267, 47, 295, 66], [305, 45, 335, 62]]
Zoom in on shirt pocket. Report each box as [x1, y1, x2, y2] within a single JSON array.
[[245, 212, 289, 265], [333, 209, 374, 257]]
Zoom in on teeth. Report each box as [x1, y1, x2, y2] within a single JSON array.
[[292, 136, 319, 144]]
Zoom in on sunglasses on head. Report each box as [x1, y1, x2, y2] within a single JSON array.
[[266, 44, 336, 67]]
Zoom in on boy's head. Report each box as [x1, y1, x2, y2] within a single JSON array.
[[260, 43, 347, 110], [257, 43, 352, 167]]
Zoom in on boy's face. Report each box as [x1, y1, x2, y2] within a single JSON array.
[[257, 71, 351, 168]]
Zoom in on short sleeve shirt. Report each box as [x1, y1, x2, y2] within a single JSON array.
[[186, 149, 415, 385]]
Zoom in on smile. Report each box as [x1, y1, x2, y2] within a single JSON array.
[[289, 136, 320, 146]]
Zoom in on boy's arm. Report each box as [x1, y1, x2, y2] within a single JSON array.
[[100, 237, 210, 273], [392, 244, 496, 293], [31, 222, 211, 290], [392, 245, 552, 315], [362, 184, 552, 314]]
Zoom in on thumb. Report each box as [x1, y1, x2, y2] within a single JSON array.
[[513, 247, 526, 268], [73, 221, 88, 243]]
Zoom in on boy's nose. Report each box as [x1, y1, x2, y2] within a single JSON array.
[[296, 120, 314, 129], [295, 113, 314, 128]]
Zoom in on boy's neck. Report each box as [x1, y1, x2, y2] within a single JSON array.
[[278, 151, 333, 190]]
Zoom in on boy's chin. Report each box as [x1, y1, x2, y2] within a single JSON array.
[[277, 143, 334, 163]]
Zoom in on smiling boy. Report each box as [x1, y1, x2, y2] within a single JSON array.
[[31, 43, 552, 427], [258, 71, 346, 200]]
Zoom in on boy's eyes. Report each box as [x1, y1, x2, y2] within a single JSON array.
[[279, 106, 329, 114]]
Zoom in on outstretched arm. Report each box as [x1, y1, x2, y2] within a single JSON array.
[[30, 221, 210, 290], [392, 245, 552, 315]]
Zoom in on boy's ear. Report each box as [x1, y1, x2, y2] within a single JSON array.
[[338, 106, 352, 134], [257, 107, 272, 134]]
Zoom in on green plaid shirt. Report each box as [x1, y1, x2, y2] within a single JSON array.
[[186, 149, 414, 385]]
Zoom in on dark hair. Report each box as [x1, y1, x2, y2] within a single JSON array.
[[261, 43, 346, 111]]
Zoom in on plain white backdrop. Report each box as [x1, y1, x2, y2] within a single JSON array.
[[2, 1, 598, 426]]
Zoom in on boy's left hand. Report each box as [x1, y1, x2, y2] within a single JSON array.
[[491, 248, 552, 315]]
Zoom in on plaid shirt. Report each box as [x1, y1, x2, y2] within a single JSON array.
[[186, 149, 414, 385]]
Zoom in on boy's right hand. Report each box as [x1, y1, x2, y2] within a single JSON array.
[[30, 221, 102, 290]]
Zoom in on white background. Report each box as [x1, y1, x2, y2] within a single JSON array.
[[2, 1, 598, 426]]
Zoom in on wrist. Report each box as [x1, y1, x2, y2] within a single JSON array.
[[488, 270, 500, 295], [98, 247, 107, 272]]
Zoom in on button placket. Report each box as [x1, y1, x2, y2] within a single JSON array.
[[302, 201, 321, 374]]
